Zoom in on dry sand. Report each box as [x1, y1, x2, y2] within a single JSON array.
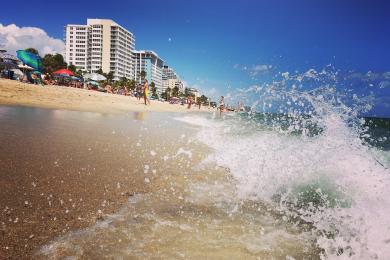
[[0, 79, 214, 114]]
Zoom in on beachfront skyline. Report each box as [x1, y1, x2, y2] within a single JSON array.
[[1, 0, 390, 116]]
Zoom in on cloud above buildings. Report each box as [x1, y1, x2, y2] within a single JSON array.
[[0, 23, 65, 55]]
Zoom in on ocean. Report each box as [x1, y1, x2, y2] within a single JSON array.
[[29, 106, 389, 259], [1, 73, 389, 259]]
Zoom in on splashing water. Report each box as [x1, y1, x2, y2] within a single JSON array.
[[176, 69, 390, 259], [35, 68, 390, 259]]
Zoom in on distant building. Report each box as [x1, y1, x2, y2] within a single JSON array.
[[64, 18, 135, 80], [185, 87, 201, 101], [162, 65, 184, 95], [133, 50, 164, 95]]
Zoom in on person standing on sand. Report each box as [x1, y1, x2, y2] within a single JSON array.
[[219, 96, 225, 116], [136, 84, 142, 100], [143, 79, 150, 105], [187, 95, 193, 109]]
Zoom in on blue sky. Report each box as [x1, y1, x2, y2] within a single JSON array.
[[1, 0, 390, 116]]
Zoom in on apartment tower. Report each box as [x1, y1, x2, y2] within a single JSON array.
[[64, 19, 135, 80]]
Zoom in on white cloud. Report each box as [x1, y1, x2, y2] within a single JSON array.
[[0, 23, 65, 56], [168, 37, 172, 42]]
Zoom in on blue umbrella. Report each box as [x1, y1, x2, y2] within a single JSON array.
[[16, 50, 43, 72]]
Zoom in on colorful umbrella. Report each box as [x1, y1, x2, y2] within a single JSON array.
[[16, 50, 43, 71], [53, 69, 74, 76]]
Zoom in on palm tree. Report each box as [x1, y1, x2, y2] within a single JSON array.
[[150, 82, 158, 98], [128, 79, 136, 90], [164, 87, 171, 101], [140, 70, 146, 80], [172, 86, 179, 97]]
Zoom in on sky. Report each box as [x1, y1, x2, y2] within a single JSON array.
[[1, 0, 390, 116]]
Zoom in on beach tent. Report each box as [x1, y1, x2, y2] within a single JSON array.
[[10, 69, 23, 77], [16, 50, 43, 72], [84, 73, 106, 81], [53, 69, 74, 76], [0, 53, 19, 62], [0, 61, 18, 69]]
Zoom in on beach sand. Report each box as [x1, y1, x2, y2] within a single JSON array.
[[0, 79, 213, 114], [0, 79, 213, 259]]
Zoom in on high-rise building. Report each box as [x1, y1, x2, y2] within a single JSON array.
[[133, 50, 164, 95], [64, 19, 135, 80], [162, 65, 184, 95]]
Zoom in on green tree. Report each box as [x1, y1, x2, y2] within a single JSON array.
[[75, 69, 83, 78], [119, 76, 127, 86], [25, 48, 39, 55], [140, 70, 146, 80], [199, 95, 209, 105], [163, 87, 171, 101], [128, 79, 136, 90], [172, 86, 179, 97], [104, 71, 114, 84], [67, 64, 77, 73], [42, 53, 67, 74], [150, 82, 158, 98], [96, 68, 104, 75]]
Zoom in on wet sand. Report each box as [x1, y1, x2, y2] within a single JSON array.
[[0, 106, 204, 259], [0, 79, 213, 114]]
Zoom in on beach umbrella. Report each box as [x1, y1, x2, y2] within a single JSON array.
[[18, 64, 34, 70], [16, 50, 43, 71], [53, 69, 74, 76], [84, 73, 106, 81]]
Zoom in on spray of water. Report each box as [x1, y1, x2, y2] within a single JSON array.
[[177, 68, 390, 259]]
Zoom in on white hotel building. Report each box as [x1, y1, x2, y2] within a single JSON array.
[[64, 19, 135, 80], [133, 50, 164, 95], [162, 65, 184, 94]]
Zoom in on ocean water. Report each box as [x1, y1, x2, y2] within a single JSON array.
[[34, 105, 390, 259], [174, 110, 390, 259], [5, 69, 389, 259]]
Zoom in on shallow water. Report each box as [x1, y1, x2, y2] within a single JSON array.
[[0, 106, 321, 259], [1, 105, 389, 259]]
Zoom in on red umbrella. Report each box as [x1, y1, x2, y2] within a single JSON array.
[[53, 69, 74, 76]]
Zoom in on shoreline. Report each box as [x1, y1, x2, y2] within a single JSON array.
[[0, 105, 206, 259], [0, 79, 214, 115]]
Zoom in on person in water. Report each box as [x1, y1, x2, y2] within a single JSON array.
[[219, 96, 225, 116], [143, 79, 150, 105]]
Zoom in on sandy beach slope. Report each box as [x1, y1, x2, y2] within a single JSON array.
[[0, 79, 212, 114]]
